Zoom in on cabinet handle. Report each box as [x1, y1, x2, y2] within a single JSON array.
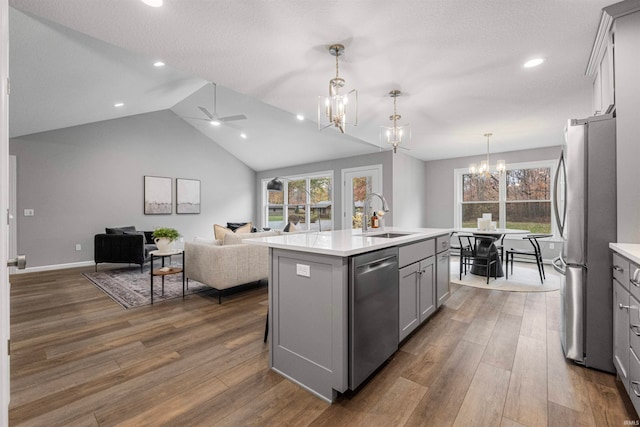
[[631, 381, 640, 397], [613, 265, 624, 272], [620, 304, 630, 310], [632, 325, 640, 336]]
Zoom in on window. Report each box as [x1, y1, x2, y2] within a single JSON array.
[[456, 161, 555, 235], [263, 172, 333, 231]]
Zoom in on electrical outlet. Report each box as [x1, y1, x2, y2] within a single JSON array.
[[549, 243, 555, 249], [296, 263, 311, 277], [75, 244, 81, 251], [23, 209, 34, 216]]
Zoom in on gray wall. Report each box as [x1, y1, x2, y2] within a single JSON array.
[[615, 11, 640, 243], [256, 151, 393, 230], [10, 109, 256, 268], [425, 145, 562, 260], [424, 145, 562, 227], [392, 151, 427, 228]]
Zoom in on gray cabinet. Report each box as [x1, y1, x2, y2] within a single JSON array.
[[399, 262, 420, 341], [611, 250, 640, 416], [419, 257, 435, 322], [398, 237, 443, 342], [436, 239, 450, 307], [614, 278, 630, 390]]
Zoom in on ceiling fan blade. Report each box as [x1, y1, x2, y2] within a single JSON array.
[[219, 114, 247, 122], [182, 116, 213, 121], [197, 106, 215, 120]]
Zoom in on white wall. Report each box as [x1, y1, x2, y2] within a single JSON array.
[[615, 11, 640, 243], [10, 109, 256, 269], [392, 151, 427, 228]]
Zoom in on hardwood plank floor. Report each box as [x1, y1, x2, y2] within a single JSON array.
[[8, 263, 639, 426]]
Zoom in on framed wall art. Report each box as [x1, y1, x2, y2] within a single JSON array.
[[176, 178, 201, 214], [144, 176, 172, 215]]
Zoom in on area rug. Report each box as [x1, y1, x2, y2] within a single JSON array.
[[450, 260, 560, 292], [83, 262, 212, 309]]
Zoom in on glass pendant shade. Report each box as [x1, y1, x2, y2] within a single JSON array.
[[318, 44, 357, 133], [380, 90, 410, 153]]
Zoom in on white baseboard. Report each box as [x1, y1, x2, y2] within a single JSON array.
[[11, 260, 95, 274]]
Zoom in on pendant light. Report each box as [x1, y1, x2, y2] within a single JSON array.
[[317, 44, 358, 133]]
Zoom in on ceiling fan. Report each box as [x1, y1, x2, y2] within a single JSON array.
[[189, 82, 247, 126]]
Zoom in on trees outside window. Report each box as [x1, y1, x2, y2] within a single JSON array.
[[457, 161, 553, 234], [264, 173, 333, 231]]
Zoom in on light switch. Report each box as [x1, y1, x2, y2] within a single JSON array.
[[296, 263, 311, 277], [23, 209, 34, 217], [75, 244, 82, 251]]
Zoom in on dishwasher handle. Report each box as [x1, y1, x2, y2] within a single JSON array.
[[356, 255, 397, 275]]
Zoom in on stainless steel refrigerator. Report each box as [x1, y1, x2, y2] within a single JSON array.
[[552, 113, 616, 373]]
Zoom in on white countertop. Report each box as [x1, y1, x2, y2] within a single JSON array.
[[244, 227, 452, 257], [610, 243, 640, 265]]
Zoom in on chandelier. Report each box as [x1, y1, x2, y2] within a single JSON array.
[[380, 90, 411, 153], [318, 44, 357, 133], [469, 133, 506, 176]]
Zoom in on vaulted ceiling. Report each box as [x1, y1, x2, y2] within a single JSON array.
[[8, 0, 612, 171]]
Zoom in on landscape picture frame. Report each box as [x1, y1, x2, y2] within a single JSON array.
[[176, 178, 201, 214], [144, 175, 172, 215]]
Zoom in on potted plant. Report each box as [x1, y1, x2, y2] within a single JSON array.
[[152, 227, 180, 253]]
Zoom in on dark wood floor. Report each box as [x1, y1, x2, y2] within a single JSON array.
[[8, 264, 638, 426]]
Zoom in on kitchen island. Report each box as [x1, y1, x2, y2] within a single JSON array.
[[246, 227, 451, 402]]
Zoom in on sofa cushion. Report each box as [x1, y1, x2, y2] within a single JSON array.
[[194, 236, 222, 245], [223, 230, 280, 246], [214, 224, 233, 241], [106, 226, 136, 234]]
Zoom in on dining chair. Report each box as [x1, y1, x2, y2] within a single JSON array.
[[505, 234, 553, 284], [459, 235, 498, 284]]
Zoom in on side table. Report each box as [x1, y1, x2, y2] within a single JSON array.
[[150, 250, 185, 304]]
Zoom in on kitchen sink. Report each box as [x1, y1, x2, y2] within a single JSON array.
[[367, 232, 414, 239]]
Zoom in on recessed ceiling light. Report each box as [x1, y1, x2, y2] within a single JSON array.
[[153, 61, 165, 67], [240, 133, 247, 139], [210, 120, 221, 126], [524, 58, 545, 68], [141, 0, 163, 7], [296, 114, 304, 121], [114, 103, 124, 107]]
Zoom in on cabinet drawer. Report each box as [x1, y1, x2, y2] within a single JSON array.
[[613, 253, 630, 290], [631, 263, 640, 300], [629, 348, 640, 415], [631, 295, 640, 359], [398, 239, 435, 268], [436, 235, 449, 253]]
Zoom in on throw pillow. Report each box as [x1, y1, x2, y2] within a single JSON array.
[[235, 223, 252, 234], [214, 224, 233, 241], [283, 222, 298, 233]]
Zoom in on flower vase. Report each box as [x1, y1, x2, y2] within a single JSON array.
[[154, 237, 174, 253]]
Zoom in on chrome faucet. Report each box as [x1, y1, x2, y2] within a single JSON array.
[[362, 192, 390, 233]]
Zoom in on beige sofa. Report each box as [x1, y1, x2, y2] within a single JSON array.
[[184, 230, 281, 303]]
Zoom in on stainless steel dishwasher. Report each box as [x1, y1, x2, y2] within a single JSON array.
[[349, 247, 399, 389]]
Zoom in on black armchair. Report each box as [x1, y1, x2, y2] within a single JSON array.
[[94, 226, 157, 272]]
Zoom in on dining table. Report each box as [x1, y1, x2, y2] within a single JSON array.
[[452, 228, 530, 278]]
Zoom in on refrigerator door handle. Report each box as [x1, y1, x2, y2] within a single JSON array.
[[553, 151, 567, 238], [552, 255, 566, 275]]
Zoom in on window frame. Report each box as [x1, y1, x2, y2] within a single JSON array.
[[262, 171, 334, 231], [454, 160, 558, 239]]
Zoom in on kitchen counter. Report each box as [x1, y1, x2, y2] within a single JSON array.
[[244, 226, 452, 256], [610, 243, 640, 265], [247, 226, 451, 402]]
